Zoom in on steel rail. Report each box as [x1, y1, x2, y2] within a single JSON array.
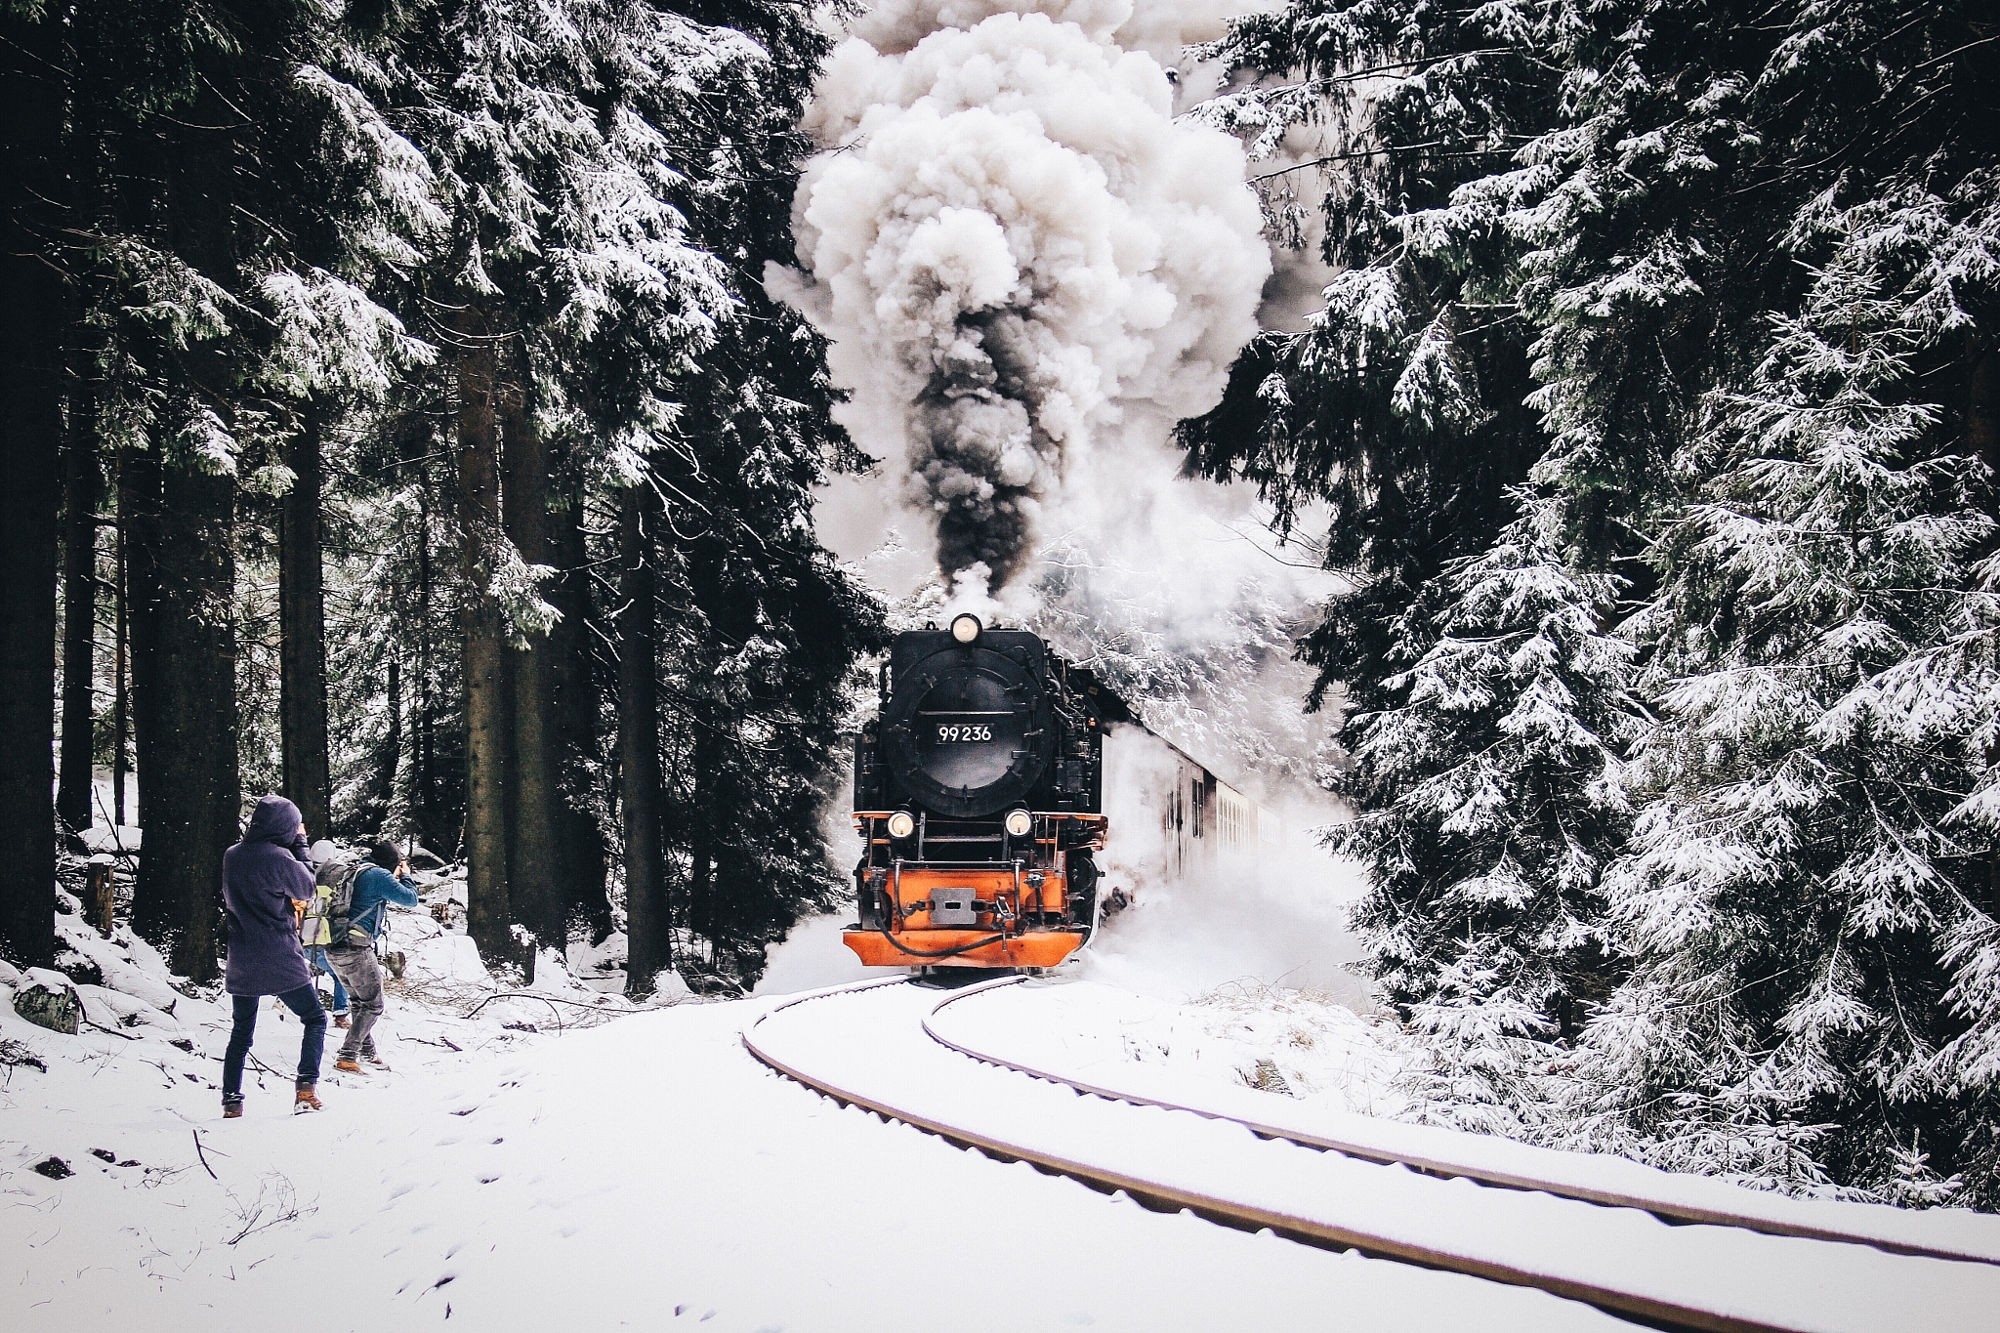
[[742, 978, 1819, 1333], [922, 977, 2000, 1270]]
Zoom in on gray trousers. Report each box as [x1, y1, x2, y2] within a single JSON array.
[[324, 942, 385, 1061]]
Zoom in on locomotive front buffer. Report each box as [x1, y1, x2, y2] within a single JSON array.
[[844, 808, 1108, 969]]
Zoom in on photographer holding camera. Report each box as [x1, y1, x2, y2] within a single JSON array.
[[317, 840, 420, 1075]]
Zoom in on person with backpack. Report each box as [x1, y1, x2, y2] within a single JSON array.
[[221, 794, 327, 1117], [299, 846, 350, 1028], [311, 840, 420, 1074], [309, 945, 349, 1027]]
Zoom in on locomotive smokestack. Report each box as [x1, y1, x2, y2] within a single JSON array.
[[771, 0, 1271, 597]]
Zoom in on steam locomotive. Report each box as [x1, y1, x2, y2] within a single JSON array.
[[844, 614, 1126, 969]]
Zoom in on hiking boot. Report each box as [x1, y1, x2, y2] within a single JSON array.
[[294, 1082, 323, 1113], [364, 1054, 390, 1072], [332, 1015, 350, 1029], [222, 1097, 244, 1120], [334, 1057, 366, 1074]]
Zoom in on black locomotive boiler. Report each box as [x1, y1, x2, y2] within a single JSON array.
[[844, 613, 1122, 968]]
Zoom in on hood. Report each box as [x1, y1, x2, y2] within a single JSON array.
[[242, 794, 305, 845], [307, 839, 342, 867]]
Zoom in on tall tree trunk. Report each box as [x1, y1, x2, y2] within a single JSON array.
[[415, 457, 438, 843], [120, 444, 160, 840], [57, 385, 101, 838], [0, 6, 65, 967], [620, 482, 670, 995], [57, 56, 110, 844], [550, 470, 610, 941], [499, 366, 563, 951], [113, 468, 129, 830], [688, 729, 718, 953], [279, 404, 331, 835], [456, 321, 515, 969], [383, 652, 403, 827], [131, 88, 241, 981], [134, 457, 241, 978]]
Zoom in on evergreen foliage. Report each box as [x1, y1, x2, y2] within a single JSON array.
[[1210, 0, 2000, 1201], [607, 0, 885, 985], [1571, 195, 2000, 1206], [1182, 0, 1559, 722], [6, 0, 882, 988], [653, 289, 887, 984], [1337, 489, 1636, 1122]]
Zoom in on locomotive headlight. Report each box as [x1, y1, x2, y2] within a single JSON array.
[[950, 613, 982, 644], [886, 810, 916, 840], [1004, 808, 1032, 838]]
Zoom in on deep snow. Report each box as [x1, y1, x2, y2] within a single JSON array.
[[7, 852, 2000, 1331], [0, 887, 1556, 1332]]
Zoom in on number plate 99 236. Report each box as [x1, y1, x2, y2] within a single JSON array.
[[935, 724, 993, 743]]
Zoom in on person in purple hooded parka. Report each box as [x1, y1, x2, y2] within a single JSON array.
[[220, 794, 327, 1117]]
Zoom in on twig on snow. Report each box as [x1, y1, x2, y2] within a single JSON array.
[[225, 1174, 307, 1246], [192, 1129, 219, 1181], [82, 1015, 143, 1042], [461, 991, 628, 1029], [402, 1034, 464, 1052]]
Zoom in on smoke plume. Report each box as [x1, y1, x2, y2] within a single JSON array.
[[772, 0, 1271, 594]]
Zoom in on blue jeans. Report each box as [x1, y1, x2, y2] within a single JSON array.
[[222, 984, 326, 1101], [306, 944, 348, 1014]]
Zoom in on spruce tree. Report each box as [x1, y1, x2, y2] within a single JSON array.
[[1337, 488, 1636, 1126], [1571, 221, 1999, 1202], [1183, 0, 1560, 720], [1525, 0, 2000, 1205], [0, 1, 66, 969], [631, 0, 886, 987], [1206, 0, 2000, 1203], [347, 0, 749, 967]]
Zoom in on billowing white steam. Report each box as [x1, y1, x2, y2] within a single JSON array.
[[773, 0, 1271, 594]]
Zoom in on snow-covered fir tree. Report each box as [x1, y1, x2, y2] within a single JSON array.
[[606, 0, 886, 985], [1204, 0, 1999, 1203], [1336, 488, 1637, 1126], [1183, 0, 1562, 728], [303, 0, 886, 982], [1569, 207, 1999, 1203]]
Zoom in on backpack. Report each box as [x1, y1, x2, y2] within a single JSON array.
[[300, 856, 363, 948]]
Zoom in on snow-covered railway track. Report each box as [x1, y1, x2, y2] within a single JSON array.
[[925, 977, 2000, 1270], [742, 978, 2000, 1333]]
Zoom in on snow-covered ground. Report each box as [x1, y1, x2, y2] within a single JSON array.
[[0, 885, 1489, 1332], [6, 853, 1998, 1331]]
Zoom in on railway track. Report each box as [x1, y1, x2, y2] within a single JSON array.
[[923, 976, 2000, 1268], [742, 977, 2000, 1333]]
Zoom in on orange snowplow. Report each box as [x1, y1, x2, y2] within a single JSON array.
[[842, 863, 1091, 969]]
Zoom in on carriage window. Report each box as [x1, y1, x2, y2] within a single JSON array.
[[1191, 780, 1204, 837]]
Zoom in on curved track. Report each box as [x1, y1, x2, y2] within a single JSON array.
[[742, 978, 2000, 1333], [923, 977, 2000, 1268]]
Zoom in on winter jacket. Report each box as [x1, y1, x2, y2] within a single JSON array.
[[345, 864, 421, 943], [222, 795, 316, 997]]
